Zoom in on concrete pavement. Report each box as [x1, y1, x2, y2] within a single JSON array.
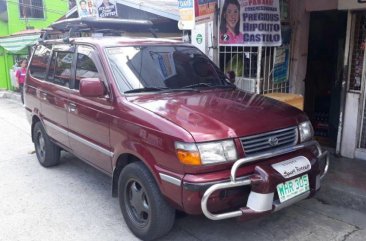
[[1, 91, 366, 241]]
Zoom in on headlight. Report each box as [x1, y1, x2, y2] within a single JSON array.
[[175, 140, 237, 166], [299, 121, 314, 143]]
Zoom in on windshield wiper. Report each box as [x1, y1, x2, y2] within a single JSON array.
[[182, 82, 236, 89], [124, 87, 199, 94], [182, 83, 213, 88], [124, 87, 168, 93]]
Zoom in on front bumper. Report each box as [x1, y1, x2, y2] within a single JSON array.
[[198, 140, 329, 220]]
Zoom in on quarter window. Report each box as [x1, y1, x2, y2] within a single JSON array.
[[47, 52, 73, 87], [19, 0, 44, 19], [29, 45, 51, 81]]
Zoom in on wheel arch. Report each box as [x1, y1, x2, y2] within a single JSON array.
[[112, 153, 157, 197], [31, 115, 42, 143]]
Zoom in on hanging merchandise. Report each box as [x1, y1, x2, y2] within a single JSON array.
[[219, 0, 282, 46]]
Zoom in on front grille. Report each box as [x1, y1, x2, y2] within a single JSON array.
[[240, 127, 298, 156]]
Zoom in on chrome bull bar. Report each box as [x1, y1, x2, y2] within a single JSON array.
[[201, 140, 329, 221]]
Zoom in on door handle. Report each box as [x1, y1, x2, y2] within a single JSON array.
[[68, 103, 77, 113]]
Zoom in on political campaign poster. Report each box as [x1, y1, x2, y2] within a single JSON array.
[[95, 0, 118, 18], [219, 0, 282, 46], [77, 0, 98, 18], [195, 0, 217, 24]]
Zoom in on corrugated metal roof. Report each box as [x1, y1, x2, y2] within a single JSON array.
[[116, 0, 179, 21]]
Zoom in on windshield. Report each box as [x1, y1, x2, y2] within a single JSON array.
[[106, 45, 232, 93]]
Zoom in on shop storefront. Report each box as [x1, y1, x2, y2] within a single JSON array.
[[181, 0, 366, 160], [340, 8, 366, 159], [0, 30, 41, 90]]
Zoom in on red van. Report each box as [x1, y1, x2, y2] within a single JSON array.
[[24, 18, 329, 241]]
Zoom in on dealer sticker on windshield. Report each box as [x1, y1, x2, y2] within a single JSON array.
[[271, 156, 311, 179]]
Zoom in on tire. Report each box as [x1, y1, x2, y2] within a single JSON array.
[[118, 162, 175, 241], [33, 121, 60, 167]]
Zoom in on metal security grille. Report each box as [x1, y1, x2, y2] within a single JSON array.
[[349, 12, 366, 92], [218, 0, 290, 94], [353, 13, 366, 149], [240, 127, 298, 156], [219, 46, 290, 94], [19, 0, 44, 19]]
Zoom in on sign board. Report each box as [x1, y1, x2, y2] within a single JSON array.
[[195, 0, 217, 24], [339, 0, 366, 10], [191, 23, 206, 53], [178, 0, 217, 30], [219, 0, 282, 46], [273, 44, 290, 83], [178, 0, 196, 29], [77, 0, 118, 18]]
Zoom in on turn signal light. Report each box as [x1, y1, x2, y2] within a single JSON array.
[[176, 150, 201, 166]]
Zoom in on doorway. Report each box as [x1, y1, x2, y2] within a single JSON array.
[[305, 11, 347, 147]]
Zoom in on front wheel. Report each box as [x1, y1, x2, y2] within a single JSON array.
[[33, 122, 60, 167], [118, 162, 175, 241]]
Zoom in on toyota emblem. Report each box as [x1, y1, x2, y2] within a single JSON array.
[[268, 137, 279, 146]]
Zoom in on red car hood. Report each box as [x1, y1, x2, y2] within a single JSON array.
[[128, 89, 307, 142]]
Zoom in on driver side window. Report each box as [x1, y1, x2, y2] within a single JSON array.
[[74, 46, 99, 90]]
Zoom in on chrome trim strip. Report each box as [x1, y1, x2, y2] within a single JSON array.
[[273, 191, 310, 212], [159, 173, 181, 187], [43, 119, 113, 158], [44, 119, 68, 135], [68, 132, 113, 158]]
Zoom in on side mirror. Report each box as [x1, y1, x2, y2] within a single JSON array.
[[226, 70, 236, 84], [79, 78, 106, 97]]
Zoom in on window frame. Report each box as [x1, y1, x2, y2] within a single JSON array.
[[45, 48, 75, 88], [19, 0, 45, 19], [72, 44, 111, 97], [29, 44, 52, 82]]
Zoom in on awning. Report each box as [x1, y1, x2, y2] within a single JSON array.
[[0, 33, 40, 54]]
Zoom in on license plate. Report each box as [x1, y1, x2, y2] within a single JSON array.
[[276, 174, 310, 203]]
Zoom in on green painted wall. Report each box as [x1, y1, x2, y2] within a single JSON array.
[[7, 1, 68, 34], [0, 0, 69, 90]]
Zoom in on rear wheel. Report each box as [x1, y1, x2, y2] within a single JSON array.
[[118, 162, 175, 241], [33, 122, 60, 167]]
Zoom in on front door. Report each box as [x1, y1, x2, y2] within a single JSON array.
[[67, 45, 113, 174]]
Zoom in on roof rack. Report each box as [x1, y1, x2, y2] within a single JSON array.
[[45, 17, 157, 42]]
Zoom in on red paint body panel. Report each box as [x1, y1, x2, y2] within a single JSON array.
[[128, 89, 307, 142]]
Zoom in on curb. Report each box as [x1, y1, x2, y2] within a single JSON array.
[[0, 90, 21, 102]]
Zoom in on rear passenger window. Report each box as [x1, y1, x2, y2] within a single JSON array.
[[75, 47, 99, 90], [29, 45, 51, 81], [47, 52, 73, 87]]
